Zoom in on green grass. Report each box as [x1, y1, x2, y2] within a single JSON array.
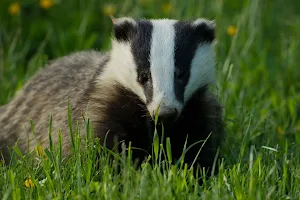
[[1, 0, 300, 199]]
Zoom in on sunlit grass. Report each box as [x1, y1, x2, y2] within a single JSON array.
[[1, 0, 300, 199]]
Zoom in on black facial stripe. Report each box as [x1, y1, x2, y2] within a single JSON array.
[[174, 22, 198, 102], [114, 21, 137, 42], [174, 21, 214, 102], [131, 20, 153, 103]]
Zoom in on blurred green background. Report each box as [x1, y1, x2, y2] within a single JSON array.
[[0, 0, 300, 159], [1, 0, 300, 198]]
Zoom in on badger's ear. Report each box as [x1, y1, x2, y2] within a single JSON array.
[[192, 18, 216, 43], [111, 17, 137, 42]]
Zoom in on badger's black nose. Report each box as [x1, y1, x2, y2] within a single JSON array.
[[158, 108, 178, 124]]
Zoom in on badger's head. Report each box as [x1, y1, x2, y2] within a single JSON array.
[[103, 17, 216, 123]]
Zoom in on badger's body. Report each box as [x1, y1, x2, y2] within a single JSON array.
[[0, 17, 224, 171], [0, 51, 109, 160]]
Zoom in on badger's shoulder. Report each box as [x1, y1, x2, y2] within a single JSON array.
[[3, 50, 109, 116], [10, 50, 109, 103], [0, 50, 110, 158], [23, 50, 108, 92]]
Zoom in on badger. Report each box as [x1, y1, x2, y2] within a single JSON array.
[[0, 17, 224, 172]]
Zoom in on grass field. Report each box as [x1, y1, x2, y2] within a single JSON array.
[[1, 0, 300, 199]]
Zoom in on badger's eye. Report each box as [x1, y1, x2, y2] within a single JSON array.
[[138, 73, 150, 85], [175, 68, 187, 80]]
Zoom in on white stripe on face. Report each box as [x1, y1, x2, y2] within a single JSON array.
[[184, 43, 215, 102], [147, 19, 183, 117]]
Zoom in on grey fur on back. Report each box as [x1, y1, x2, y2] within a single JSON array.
[[0, 51, 109, 160]]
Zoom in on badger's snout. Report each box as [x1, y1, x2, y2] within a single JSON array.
[[147, 93, 183, 124], [150, 102, 181, 124], [158, 107, 179, 124]]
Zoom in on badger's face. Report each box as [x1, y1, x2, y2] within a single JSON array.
[[106, 17, 216, 123]]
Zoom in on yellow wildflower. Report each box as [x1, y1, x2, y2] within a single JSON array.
[[277, 126, 284, 135], [40, 0, 54, 10], [161, 3, 172, 15], [25, 176, 34, 188], [139, 0, 149, 5], [227, 25, 237, 36], [8, 2, 20, 16], [35, 144, 47, 158], [103, 4, 117, 16]]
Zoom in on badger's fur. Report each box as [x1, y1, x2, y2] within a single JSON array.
[[0, 17, 224, 172]]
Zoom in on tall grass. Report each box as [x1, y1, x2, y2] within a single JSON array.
[[1, 0, 300, 199]]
